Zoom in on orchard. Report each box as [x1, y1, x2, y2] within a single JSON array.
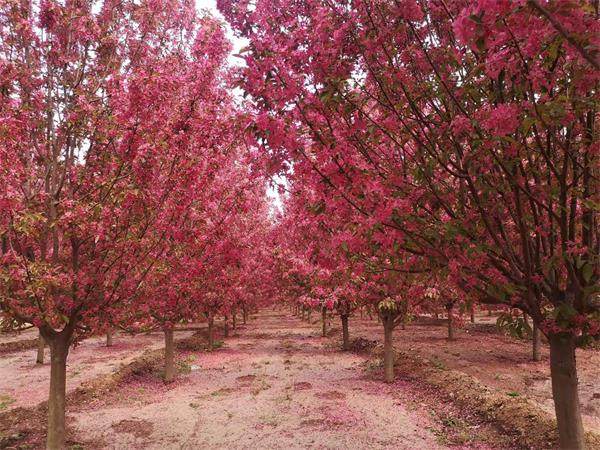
[[0, 0, 598, 449]]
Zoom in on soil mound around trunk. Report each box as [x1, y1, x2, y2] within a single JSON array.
[[365, 342, 600, 449]]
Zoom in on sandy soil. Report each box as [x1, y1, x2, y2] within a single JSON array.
[[68, 311, 494, 450], [339, 311, 600, 434], [0, 327, 38, 345], [0, 329, 194, 411]]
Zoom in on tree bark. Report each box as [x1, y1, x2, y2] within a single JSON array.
[[242, 306, 247, 324], [532, 322, 541, 362], [321, 307, 327, 337], [446, 303, 455, 341], [36, 331, 45, 364], [549, 334, 585, 450], [383, 317, 395, 383], [164, 328, 175, 383], [223, 316, 229, 338], [208, 315, 214, 349], [232, 310, 237, 330], [341, 314, 350, 350], [46, 337, 69, 450], [106, 329, 113, 347], [470, 304, 475, 323], [307, 309, 312, 323]]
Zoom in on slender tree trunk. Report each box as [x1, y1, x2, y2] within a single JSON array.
[[383, 317, 395, 383], [208, 315, 214, 349], [232, 310, 237, 331], [224, 316, 229, 338], [470, 304, 475, 323], [341, 314, 350, 350], [549, 334, 585, 449], [446, 303, 455, 341], [106, 329, 113, 347], [46, 338, 69, 450], [36, 331, 45, 364], [533, 322, 541, 362], [242, 306, 247, 324], [321, 307, 327, 337], [307, 310, 312, 323], [164, 328, 175, 383]]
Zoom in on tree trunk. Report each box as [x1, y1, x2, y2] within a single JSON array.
[[307, 310, 312, 323], [223, 316, 229, 338], [242, 306, 247, 324], [383, 317, 395, 383], [549, 334, 585, 449], [232, 310, 237, 330], [164, 328, 175, 383], [208, 315, 214, 349], [36, 331, 45, 364], [532, 322, 541, 362], [321, 307, 327, 337], [446, 303, 455, 341], [470, 304, 475, 323], [341, 314, 350, 350], [106, 329, 113, 347], [46, 338, 69, 450]]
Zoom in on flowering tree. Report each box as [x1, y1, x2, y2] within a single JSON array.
[[0, 2, 239, 447], [220, 0, 599, 446]]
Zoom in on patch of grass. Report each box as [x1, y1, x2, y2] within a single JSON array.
[[208, 340, 224, 351], [0, 395, 15, 410], [177, 355, 196, 374], [507, 391, 520, 398], [430, 357, 446, 370]]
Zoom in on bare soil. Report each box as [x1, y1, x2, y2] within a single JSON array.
[[0, 329, 194, 411], [337, 311, 600, 434], [1, 310, 598, 449]]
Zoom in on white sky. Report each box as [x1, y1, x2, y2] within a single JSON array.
[[195, 0, 284, 216]]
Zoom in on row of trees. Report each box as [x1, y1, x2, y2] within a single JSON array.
[[0, 2, 274, 448], [220, 0, 599, 448]]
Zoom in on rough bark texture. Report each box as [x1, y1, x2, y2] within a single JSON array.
[[383, 317, 395, 383], [106, 329, 113, 347], [470, 305, 475, 323], [46, 337, 69, 450], [36, 332, 45, 364], [242, 307, 247, 324], [549, 334, 585, 450], [321, 307, 327, 337], [223, 316, 229, 338], [341, 314, 350, 350], [532, 322, 541, 362], [164, 328, 175, 383], [232, 311, 237, 330]]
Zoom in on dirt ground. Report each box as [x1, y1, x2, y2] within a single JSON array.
[[0, 329, 194, 411], [69, 311, 466, 449], [339, 310, 600, 434], [1, 309, 598, 449]]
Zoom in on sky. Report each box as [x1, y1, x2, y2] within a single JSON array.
[[195, 0, 285, 216]]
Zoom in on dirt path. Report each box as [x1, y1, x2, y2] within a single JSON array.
[[71, 311, 463, 449]]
